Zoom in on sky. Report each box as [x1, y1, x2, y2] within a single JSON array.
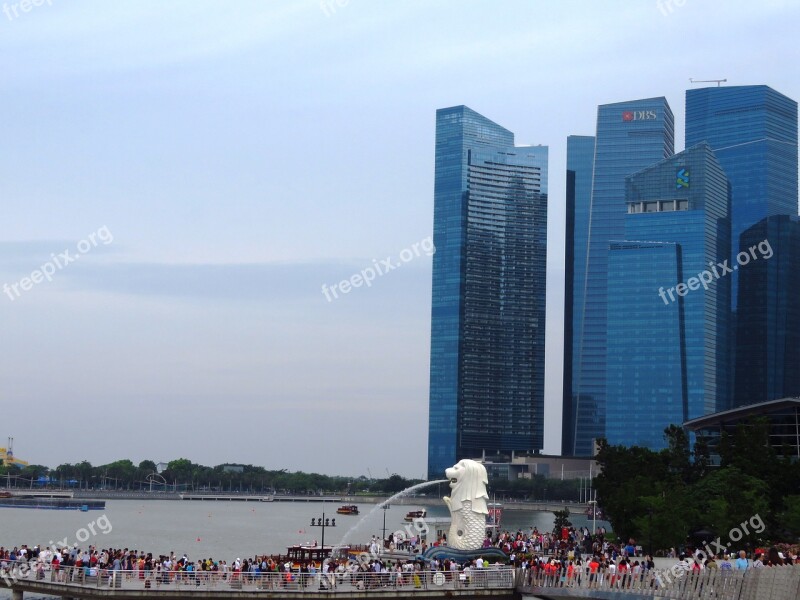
[[1, 0, 798, 478]]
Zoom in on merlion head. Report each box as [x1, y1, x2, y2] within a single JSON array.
[[444, 459, 489, 514]]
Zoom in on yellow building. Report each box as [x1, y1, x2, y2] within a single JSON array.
[[0, 440, 28, 468]]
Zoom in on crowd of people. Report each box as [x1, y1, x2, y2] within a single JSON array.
[[2, 524, 797, 591]]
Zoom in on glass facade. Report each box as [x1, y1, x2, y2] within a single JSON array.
[[734, 215, 800, 407], [562, 135, 595, 456], [686, 85, 799, 309], [568, 98, 674, 456], [428, 106, 547, 479], [605, 144, 731, 449]]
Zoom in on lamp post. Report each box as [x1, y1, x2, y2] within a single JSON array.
[[381, 503, 390, 547], [310, 500, 336, 575]]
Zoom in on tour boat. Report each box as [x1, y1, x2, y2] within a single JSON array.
[[404, 509, 426, 521], [336, 504, 359, 515]]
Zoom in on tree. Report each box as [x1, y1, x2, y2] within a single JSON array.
[[553, 508, 572, 535]]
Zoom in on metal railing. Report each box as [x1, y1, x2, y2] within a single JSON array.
[[2, 563, 517, 593], [517, 564, 800, 600]]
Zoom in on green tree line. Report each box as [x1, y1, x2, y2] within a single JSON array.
[[594, 421, 800, 552], [0, 458, 422, 495]]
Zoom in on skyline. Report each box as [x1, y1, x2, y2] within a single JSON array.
[[2, 1, 799, 477]]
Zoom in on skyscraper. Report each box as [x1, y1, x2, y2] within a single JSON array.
[[686, 85, 799, 308], [606, 144, 731, 449], [562, 135, 595, 457], [687, 85, 799, 408], [734, 215, 800, 407], [427, 106, 548, 479], [567, 98, 674, 456]]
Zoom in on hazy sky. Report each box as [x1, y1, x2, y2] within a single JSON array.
[[1, 0, 798, 478]]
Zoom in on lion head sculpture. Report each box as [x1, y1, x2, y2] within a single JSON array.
[[444, 459, 489, 514]]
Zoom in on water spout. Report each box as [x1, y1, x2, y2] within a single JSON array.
[[333, 479, 448, 552]]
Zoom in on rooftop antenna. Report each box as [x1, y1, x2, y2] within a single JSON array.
[[689, 78, 727, 87]]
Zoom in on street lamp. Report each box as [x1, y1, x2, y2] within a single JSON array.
[[310, 500, 336, 578], [380, 503, 390, 547]]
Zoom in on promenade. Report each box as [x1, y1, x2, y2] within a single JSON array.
[[1, 565, 516, 599], [519, 563, 800, 600], [4, 563, 800, 600]]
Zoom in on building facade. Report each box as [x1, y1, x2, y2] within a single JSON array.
[[566, 98, 675, 456], [735, 215, 800, 406], [562, 135, 596, 457], [428, 106, 548, 479], [605, 144, 731, 449], [685, 86, 798, 292]]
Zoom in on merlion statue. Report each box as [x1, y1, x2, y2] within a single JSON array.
[[443, 459, 489, 551]]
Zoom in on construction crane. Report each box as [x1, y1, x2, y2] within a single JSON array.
[[0, 437, 29, 468], [689, 78, 727, 87]]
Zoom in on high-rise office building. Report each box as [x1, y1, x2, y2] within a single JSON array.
[[605, 144, 731, 449], [735, 215, 800, 407], [566, 98, 674, 456], [427, 106, 548, 479], [686, 85, 798, 307], [687, 85, 799, 408], [562, 135, 595, 457]]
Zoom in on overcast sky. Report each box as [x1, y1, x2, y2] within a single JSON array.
[[1, 0, 798, 478]]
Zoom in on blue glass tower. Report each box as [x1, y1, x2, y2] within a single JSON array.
[[605, 144, 731, 449], [562, 135, 595, 456], [568, 98, 674, 456], [686, 85, 798, 309], [735, 215, 800, 406], [428, 106, 548, 479]]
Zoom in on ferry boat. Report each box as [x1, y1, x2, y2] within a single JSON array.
[[336, 504, 359, 515], [404, 509, 426, 521]]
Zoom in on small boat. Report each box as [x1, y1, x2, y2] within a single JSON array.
[[336, 504, 359, 515], [404, 509, 426, 521]]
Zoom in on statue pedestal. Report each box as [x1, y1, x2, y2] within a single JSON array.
[[422, 545, 508, 564]]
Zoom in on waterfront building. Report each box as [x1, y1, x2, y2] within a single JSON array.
[[605, 144, 731, 449], [566, 98, 674, 456], [427, 106, 548, 479]]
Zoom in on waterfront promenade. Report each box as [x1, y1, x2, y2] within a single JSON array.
[[4, 564, 800, 600], [1, 565, 516, 599]]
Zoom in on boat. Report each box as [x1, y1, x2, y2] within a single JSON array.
[[336, 504, 359, 515], [404, 509, 426, 521], [0, 496, 105, 510]]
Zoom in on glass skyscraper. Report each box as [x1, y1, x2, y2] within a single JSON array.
[[428, 106, 548, 479], [562, 135, 595, 456], [687, 85, 799, 408], [566, 98, 674, 456], [606, 144, 731, 449], [686, 85, 798, 309], [735, 215, 800, 407]]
